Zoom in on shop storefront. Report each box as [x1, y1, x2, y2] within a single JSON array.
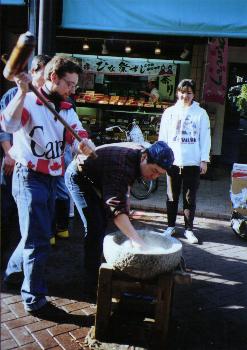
[[58, 0, 247, 159], [2, 0, 247, 161], [57, 54, 190, 144]]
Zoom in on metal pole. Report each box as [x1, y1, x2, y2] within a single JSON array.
[[38, 0, 55, 55], [28, 0, 38, 68]]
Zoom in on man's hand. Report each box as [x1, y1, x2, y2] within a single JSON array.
[[3, 154, 15, 175], [114, 213, 148, 250], [14, 72, 32, 94], [78, 138, 96, 157], [200, 161, 208, 175], [131, 237, 147, 251]]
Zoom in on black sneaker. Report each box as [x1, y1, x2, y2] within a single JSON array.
[[3, 272, 23, 290]]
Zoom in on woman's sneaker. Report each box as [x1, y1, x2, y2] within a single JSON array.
[[184, 230, 198, 244], [163, 227, 176, 237]]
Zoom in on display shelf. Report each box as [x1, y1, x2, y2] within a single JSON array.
[[75, 101, 167, 144], [101, 108, 162, 144], [75, 101, 168, 114], [103, 109, 162, 116]]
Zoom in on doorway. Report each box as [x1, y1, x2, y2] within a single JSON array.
[[221, 63, 247, 165]]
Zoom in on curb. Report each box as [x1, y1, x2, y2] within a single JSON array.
[[130, 204, 231, 221]]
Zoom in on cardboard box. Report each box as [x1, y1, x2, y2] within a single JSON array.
[[231, 176, 247, 216], [232, 163, 247, 173], [231, 177, 247, 194]]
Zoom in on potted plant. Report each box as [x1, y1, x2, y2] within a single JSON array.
[[236, 84, 247, 118]]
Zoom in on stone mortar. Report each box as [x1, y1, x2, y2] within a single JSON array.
[[103, 230, 182, 279]]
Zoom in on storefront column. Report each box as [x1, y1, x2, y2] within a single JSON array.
[[38, 0, 56, 55]]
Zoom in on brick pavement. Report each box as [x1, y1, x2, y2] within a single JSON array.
[[1, 214, 247, 349]]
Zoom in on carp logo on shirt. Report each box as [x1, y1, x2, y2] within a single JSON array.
[[29, 126, 64, 159], [173, 115, 197, 143], [181, 116, 197, 143]]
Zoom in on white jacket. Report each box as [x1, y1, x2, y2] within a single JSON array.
[[158, 101, 211, 166]]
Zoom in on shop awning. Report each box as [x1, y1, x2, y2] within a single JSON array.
[[1, 0, 25, 4], [61, 0, 247, 39]]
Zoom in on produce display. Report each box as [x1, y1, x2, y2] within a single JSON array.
[[76, 91, 170, 109]]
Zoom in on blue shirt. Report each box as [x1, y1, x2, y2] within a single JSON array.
[[0, 87, 17, 145]]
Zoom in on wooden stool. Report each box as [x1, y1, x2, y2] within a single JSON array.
[[95, 263, 176, 346]]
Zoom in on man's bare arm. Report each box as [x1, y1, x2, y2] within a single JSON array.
[[114, 213, 145, 248]]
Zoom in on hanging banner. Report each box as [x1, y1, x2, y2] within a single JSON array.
[[74, 55, 176, 76], [203, 38, 228, 104], [159, 76, 176, 101]]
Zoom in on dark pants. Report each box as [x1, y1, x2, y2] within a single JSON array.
[[166, 165, 200, 230], [83, 190, 107, 272], [1, 173, 19, 251], [6, 164, 57, 311], [55, 176, 70, 233], [65, 161, 108, 273]]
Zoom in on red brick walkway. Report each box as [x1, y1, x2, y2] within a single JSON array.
[[1, 215, 247, 349], [1, 292, 95, 349]]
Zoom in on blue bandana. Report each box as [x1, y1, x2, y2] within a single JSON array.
[[146, 141, 174, 170]]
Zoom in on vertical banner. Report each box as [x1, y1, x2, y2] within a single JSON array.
[[203, 38, 228, 104], [159, 76, 176, 101]]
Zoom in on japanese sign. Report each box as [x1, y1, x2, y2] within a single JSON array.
[[159, 76, 176, 101], [203, 38, 228, 104], [75, 55, 176, 76]]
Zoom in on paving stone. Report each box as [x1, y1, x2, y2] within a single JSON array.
[[52, 298, 75, 307], [72, 308, 96, 318], [1, 338, 18, 350], [1, 324, 12, 341], [2, 295, 22, 305], [1, 303, 10, 314], [5, 315, 37, 330], [1, 312, 17, 322], [1, 292, 16, 300], [72, 309, 89, 316], [10, 326, 34, 346], [19, 343, 43, 349], [32, 329, 58, 349], [25, 320, 57, 333], [8, 302, 27, 318], [63, 302, 90, 312], [80, 306, 96, 316], [69, 327, 89, 340], [47, 324, 79, 337], [55, 333, 84, 350]]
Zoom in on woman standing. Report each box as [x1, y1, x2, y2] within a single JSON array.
[[159, 79, 211, 243]]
